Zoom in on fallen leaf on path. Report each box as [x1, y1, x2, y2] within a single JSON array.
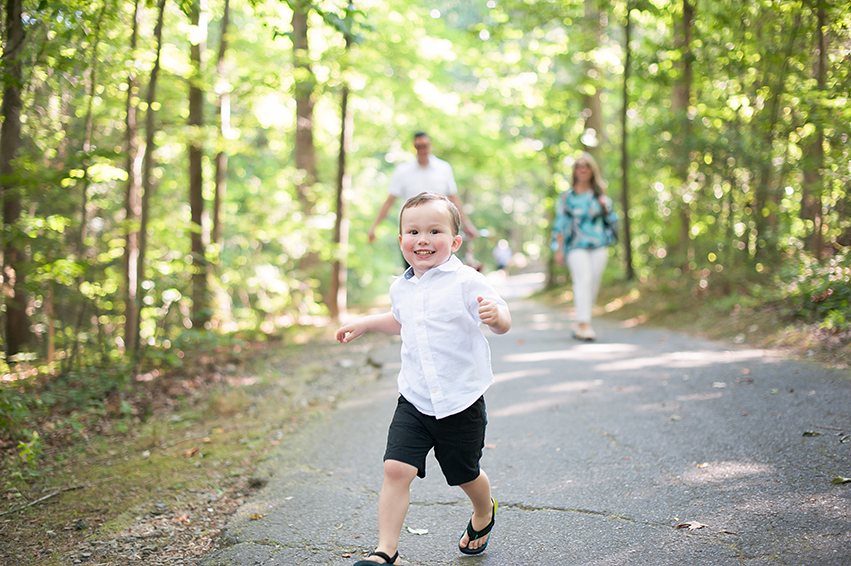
[[249, 513, 267, 520], [741, 368, 751, 375], [802, 431, 821, 437], [831, 476, 851, 484], [342, 553, 352, 558], [183, 447, 199, 458], [676, 521, 708, 531], [406, 526, 428, 535]]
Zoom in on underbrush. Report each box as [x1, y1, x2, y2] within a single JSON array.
[[0, 326, 390, 566]]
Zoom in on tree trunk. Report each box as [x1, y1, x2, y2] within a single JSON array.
[[1, 0, 30, 358], [329, 85, 351, 320], [581, 0, 602, 158], [753, 11, 801, 261], [329, 2, 356, 319], [124, 0, 142, 352], [620, 2, 634, 280], [292, 0, 317, 214], [671, 0, 693, 270], [801, 2, 826, 260], [213, 0, 230, 249], [135, 0, 167, 353], [189, 0, 209, 329]]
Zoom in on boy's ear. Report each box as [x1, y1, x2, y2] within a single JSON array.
[[451, 234, 463, 252]]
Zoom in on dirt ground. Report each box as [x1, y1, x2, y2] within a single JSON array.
[[1, 332, 396, 566]]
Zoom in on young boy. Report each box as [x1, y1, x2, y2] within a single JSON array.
[[335, 192, 511, 566]]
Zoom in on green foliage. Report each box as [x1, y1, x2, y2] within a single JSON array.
[[17, 431, 44, 467], [1, 0, 849, 444], [779, 251, 851, 325]]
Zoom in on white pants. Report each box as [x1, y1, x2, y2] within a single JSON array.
[[566, 246, 609, 324]]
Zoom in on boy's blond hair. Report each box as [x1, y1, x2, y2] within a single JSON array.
[[399, 192, 462, 237]]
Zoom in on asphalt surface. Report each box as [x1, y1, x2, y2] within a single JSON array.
[[200, 270, 851, 566]]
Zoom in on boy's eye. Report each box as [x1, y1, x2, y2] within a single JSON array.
[[430, 229, 440, 234], [408, 230, 418, 235]]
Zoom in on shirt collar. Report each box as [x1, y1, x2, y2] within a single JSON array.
[[402, 254, 462, 281]]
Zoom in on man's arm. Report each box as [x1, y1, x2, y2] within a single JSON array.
[[448, 194, 478, 240], [368, 194, 398, 244]]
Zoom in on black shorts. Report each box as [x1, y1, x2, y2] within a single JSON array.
[[384, 395, 487, 486]]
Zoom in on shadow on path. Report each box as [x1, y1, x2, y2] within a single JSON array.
[[201, 270, 851, 566]]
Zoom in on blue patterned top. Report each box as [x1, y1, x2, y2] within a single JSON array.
[[553, 189, 618, 251]]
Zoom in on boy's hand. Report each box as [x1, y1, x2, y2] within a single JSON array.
[[477, 296, 511, 335], [335, 321, 365, 343], [335, 312, 401, 344]]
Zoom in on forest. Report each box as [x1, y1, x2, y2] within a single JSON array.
[[0, 0, 849, 448]]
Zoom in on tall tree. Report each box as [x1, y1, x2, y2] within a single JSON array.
[[801, 0, 826, 260], [77, 1, 111, 254], [753, 9, 801, 261], [188, 0, 210, 328], [124, 0, 143, 352], [671, 0, 693, 268], [291, 0, 317, 214], [581, 0, 603, 157], [620, 1, 634, 280], [1, 0, 30, 358], [135, 0, 168, 354], [329, 0, 355, 320], [213, 0, 231, 249]]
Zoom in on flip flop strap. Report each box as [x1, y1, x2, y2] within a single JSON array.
[[465, 515, 494, 541], [367, 550, 397, 564]]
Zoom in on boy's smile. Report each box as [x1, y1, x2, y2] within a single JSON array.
[[399, 200, 462, 278]]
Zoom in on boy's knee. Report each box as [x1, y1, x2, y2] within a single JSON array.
[[383, 459, 418, 484]]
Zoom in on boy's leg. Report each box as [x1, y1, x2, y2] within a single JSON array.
[[458, 470, 494, 552], [374, 459, 418, 563]]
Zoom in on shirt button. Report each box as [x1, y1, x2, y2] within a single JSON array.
[[416, 319, 422, 325], [422, 354, 429, 360], [431, 387, 438, 394]]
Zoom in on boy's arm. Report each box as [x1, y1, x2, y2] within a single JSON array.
[[335, 312, 401, 343], [476, 296, 511, 335]]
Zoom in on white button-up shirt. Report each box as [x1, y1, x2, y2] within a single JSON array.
[[390, 255, 507, 419], [388, 155, 458, 202]]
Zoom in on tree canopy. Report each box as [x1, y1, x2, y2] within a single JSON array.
[[0, 0, 849, 382]]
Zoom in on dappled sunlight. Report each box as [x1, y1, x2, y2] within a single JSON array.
[[604, 288, 642, 313], [679, 460, 775, 485], [501, 342, 638, 363], [675, 392, 725, 402], [489, 397, 568, 418], [490, 379, 606, 417], [338, 382, 399, 409], [595, 348, 772, 371], [532, 379, 606, 394], [493, 367, 551, 383]]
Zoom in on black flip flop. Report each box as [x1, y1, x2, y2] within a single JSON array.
[[459, 498, 497, 555], [353, 550, 398, 566]]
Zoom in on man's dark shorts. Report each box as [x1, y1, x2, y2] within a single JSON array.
[[384, 395, 486, 486]]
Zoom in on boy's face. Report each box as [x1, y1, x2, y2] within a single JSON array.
[[399, 200, 462, 278]]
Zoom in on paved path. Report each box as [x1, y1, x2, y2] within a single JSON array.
[[201, 272, 851, 565]]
